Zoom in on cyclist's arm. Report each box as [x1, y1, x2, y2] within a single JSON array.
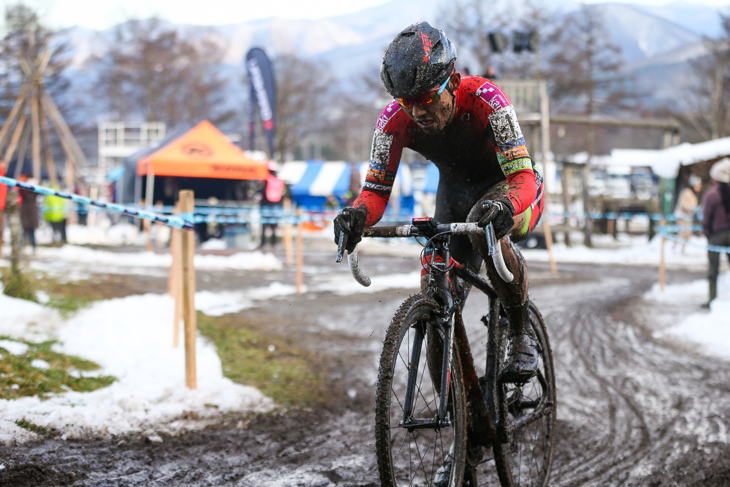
[[351, 101, 408, 226], [480, 81, 537, 215]]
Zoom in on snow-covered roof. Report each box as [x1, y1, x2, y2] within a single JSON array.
[[565, 136, 730, 179]]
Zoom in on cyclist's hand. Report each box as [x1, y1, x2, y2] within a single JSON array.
[[333, 206, 368, 252], [477, 198, 515, 239]]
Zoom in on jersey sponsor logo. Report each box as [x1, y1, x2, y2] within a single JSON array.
[[476, 82, 509, 112], [363, 181, 393, 194], [500, 158, 533, 176], [376, 101, 401, 130], [501, 145, 530, 162], [421, 32, 433, 62], [369, 129, 394, 171], [498, 137, 527, 151], [489, 105, 524, 147], [368, 168, 387, 181]]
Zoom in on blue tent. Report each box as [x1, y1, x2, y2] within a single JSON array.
[[279, 160, 415, 214], [422, 163, 440, 193]]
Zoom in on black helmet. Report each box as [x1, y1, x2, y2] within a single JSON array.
[[381, 22, 457, 98]]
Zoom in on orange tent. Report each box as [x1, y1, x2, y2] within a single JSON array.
[[136, 120, 268, 180]]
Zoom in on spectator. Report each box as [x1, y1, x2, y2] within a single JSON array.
[[256, 162, 285, 249], [484, 65, 498, 79], [18, 175, 39, 252], [75, 185, 88, 226], [673, 174, 702, 252], [701, 158, 730, 308], [44, 185, 67, 244], [344, 162, 361, 207]]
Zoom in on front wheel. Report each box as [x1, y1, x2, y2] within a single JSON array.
[[375, 294, 468, 486], [492, 302, 557, 487]]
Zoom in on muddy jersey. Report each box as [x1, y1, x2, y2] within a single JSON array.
[[353, 75, 538, 226]]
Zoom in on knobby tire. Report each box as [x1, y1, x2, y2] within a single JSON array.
[[375, 294, 468, 487], [492, 302, 557, 487]]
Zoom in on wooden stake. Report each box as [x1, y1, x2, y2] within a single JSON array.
[[38, 102, 57, 187], [180, 190, 197, 389], [14, 121, 31, 180], [659, 236, 666, 292], [30, 87, 42, 181], [0, 85, 28, 153], [41, 91, 88, 168], [283, 197, 293, 266], [296, 210, 303, 295], [4, 112, 27, 164]]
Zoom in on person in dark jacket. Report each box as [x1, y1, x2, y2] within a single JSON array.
[[19, 176, 39, 251], [701, 158, 730, 308]]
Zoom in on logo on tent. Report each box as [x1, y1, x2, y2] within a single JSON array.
[[182, 143, 214, 158]]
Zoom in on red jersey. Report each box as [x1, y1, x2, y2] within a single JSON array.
[[353, 75, 537, 226]]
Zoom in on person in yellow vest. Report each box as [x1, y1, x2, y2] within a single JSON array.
[[44, 186, 67, 244]]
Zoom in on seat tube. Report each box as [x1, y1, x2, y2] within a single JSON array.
[[402, 323, 424, 422]]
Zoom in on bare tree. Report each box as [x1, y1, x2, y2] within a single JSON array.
[[271, 53, 331, 162], [317, 64, 384, 162], [0, 3, 69, 299], [95, 18, 234, 127], [0, 4, 69, 120], [677, 14, 730, 141], [441, 0, 554, 79], [544, 4, 633, 246]]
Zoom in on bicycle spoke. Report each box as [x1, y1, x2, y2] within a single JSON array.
[[376, 296, 468, 487]]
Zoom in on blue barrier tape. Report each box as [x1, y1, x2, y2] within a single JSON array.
[[658, 226, 730, 254], [0, 176, 193, 230]]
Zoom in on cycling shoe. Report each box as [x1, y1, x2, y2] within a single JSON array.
[[501, 333, 538, 383]]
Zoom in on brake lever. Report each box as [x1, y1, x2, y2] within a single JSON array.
[[335, 231, 348, 263], [485, 222, 497, 256]]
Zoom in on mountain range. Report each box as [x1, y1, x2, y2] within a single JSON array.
[[56, 0, 726, 126]]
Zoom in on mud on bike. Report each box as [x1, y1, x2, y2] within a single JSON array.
[[336, 217, 556, 487]]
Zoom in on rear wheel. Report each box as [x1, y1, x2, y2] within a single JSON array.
[[375, 294, 468, 486], [492, 302, 556, 487]]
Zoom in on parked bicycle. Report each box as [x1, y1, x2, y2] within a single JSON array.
[[337, 217, 556, 487]]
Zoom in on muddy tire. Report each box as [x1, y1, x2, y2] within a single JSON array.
[[375, 294, 468, 486], [492, 301, 557, 487]]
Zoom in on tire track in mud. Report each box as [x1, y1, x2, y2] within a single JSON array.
[[2, 259, 730, 486], [535, 265, 730, 486]]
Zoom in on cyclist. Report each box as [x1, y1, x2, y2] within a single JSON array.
[[333, 21, 544, 384]]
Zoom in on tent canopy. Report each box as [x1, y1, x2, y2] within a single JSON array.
[[136, 120, 268, 180], [279, 160, 414, 212]]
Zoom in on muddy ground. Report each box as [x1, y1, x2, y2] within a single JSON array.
[[1, 248, 730, 486]]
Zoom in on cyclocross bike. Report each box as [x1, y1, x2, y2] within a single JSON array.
[[336, 217, 556, 487]]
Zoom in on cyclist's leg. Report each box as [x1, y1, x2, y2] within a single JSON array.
[[466, 174, 544, 381]]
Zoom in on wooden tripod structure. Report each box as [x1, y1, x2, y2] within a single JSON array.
[[0, 43, 88, 189]]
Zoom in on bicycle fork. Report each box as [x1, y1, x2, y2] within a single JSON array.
[[400, 245, 457, 431]]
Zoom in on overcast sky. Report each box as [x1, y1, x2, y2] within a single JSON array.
[[2, 0, 727, 31]]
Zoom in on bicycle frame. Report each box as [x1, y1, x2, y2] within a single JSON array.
[[398, 225, 501, 440], [341, 219, 552, 442]]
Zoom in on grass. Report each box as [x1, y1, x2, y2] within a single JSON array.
[[0, 336, 116, 400], [197, 312, 334, 408], [15, 418, 49, 435], [1, 268, 37, 301]]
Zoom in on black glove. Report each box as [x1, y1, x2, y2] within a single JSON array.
[[477, 198, 515, 240], [333, 206, 368, 252]]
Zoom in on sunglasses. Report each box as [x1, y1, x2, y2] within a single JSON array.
[[396, 74, 451, 109]]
